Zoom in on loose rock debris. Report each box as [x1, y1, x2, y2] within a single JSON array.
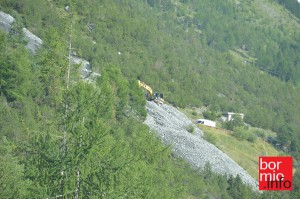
[[144, 101, 258, 190]]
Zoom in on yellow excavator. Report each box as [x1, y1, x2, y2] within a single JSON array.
[[138, 80, 164, 104]]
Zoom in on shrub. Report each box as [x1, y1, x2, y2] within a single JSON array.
[[254, 130, 265, 139], [232, 127, 246, 140], [246, 133, 257, 143], [223, 115, 245, 131], [191, 111, 197, 116], [203, 132, 217, 145], [185, 124, 195, 134], [232, 127, 257, 142], [203, 111, 218, 121]]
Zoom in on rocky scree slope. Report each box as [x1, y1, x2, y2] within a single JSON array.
[[144, 101, 258, 190]]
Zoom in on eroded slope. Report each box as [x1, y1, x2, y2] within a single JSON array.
[[144, 101, 258, 189]]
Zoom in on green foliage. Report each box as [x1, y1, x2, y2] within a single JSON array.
[[128, 79, 147, 120], [246, 133, 257, 143], [185, 124, 195, 134], [0, 96, 21, 140], [203, 111, 219, 121], [191, 110, 197, 116], [48, 0, 300, 161], [231, 126, 257, 143], [2, 0, 300, 140], [293, 169, 300, 196], [231, 127, 247, 141], [203, 131, 217, 145], [254, 130, 266, 140], [0, 32, 33, 102], [227, 174, 253, 199], [101, 65, 129, 120], [0, 137, 32, 198], [276, 0, 300, 19], [1, 0, 300, 197], [36, 27, 68, 106], [25, 133, 61, 197], [223, 115, 245, 131]]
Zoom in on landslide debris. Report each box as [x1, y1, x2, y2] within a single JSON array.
[[144, 101, 258, 189]]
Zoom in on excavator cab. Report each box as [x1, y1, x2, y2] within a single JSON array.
[[153, 92, 164, 105]]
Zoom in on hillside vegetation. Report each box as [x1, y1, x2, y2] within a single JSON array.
[[200, 125, 280, 180], [0, 0, 300, 198], [0, 30, 259, 198], [2, 1, 300, 137], [276, 0, 300, 19]]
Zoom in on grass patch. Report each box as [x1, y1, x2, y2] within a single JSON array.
[[199, 125, 280, 180], [203, 131, 217, 145]]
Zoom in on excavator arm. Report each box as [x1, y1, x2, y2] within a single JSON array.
[[138, 80, 164, 104], [138, 80, 153, 96]]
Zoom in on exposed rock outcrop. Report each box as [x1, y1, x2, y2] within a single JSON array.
[[0, 10, 100, 82], [71, 56, 100, 82], [0, 11, 14, 33], [0, 11, 43, 53], [22, 28, 43, 53]]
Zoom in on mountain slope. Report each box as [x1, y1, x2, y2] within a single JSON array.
[[1, 0, 300, 197], [0, 9, 261, 199], [0, 25, 261, 198], [1, 1, 300, 133]]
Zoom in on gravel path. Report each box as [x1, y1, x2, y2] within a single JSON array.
[[144, 101, 258, 190]]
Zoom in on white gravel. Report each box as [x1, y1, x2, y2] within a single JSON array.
[[144, 101, 258, 190]]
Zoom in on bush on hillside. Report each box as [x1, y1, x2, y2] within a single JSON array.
[[232, 127, 257, 143], [185, 124, 195, 134], [203, 131, 217, 145], [223, 115, 244, 131]]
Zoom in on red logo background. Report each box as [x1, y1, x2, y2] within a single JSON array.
[[259, 156, 293, 191]]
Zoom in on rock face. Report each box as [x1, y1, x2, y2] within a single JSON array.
[[144, 101, 258, 190], [0, 11, 43, 53], [0, 10, 100, 82], [22, 28, 43, 53], [71, 56, 101, 82], [0, 11, 14, 33]]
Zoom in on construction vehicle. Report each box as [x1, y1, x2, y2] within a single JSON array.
[[138, 80, 164, 104]]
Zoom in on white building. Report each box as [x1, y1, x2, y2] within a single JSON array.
[[222, 112, 245, 121]]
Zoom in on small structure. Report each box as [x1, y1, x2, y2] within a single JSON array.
[[222, 112, 245, 121], [196, 119, 216, 128]]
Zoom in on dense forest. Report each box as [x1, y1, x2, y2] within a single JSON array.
[[1, 0, 300, 198]]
